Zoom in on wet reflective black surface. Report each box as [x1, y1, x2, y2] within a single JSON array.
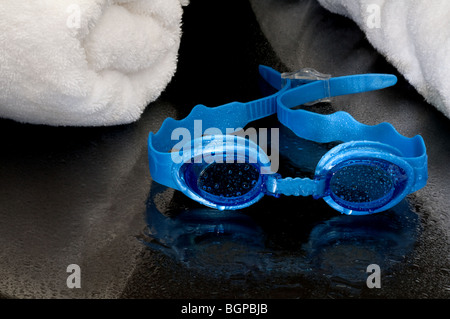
[[1, 0, 449, 299]]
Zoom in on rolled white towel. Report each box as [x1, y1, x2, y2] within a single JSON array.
[[0, 0, 187, 126], [317, 0, 450, 120]]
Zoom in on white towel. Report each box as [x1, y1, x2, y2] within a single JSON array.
[[0, 0, 187, 126], [317, 0, 450, 120]]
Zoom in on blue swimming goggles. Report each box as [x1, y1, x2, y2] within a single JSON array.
[[148, 65, 428, 215]]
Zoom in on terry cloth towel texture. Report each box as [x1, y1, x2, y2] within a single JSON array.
[[0, 0, 187, 126], [317, 0, 450, 120]]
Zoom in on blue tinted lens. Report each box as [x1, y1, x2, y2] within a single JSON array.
[[327, 159, 408, 212], [330, 164, 394, 203], [181, 161, 264, 208], [198, 163, 260, 198]]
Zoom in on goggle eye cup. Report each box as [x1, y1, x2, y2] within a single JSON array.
[[177, 135, 272, 210]]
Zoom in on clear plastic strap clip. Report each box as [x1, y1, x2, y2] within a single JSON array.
[[281, 68, 332, 105]]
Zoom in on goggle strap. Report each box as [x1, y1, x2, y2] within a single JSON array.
[[278, 105, 426, 159], [258, 65, 283, 91], [277, 74, 426, 157], [245, 92, 279, 122], [148, 133, 180, 190], [278, 74, 398, 112]]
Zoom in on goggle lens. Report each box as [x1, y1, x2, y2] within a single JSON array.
[[327, 160, 408, 212], [198, 163, 260, 198], [330, 164, 394, 203]]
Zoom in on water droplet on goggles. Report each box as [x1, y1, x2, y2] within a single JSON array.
[[330, 164, 394, 204], [198, 163, 260, 198]]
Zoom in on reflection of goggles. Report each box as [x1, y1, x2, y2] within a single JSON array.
[[148, 66, 428, 215]]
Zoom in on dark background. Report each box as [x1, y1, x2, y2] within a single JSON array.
[[0, 0, 449, 299]]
